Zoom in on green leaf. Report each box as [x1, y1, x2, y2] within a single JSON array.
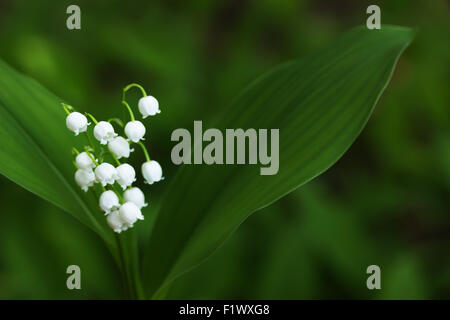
[[143, 26, 414, 297], [0, 59, 112, 246], [0, 59, 145, 298]]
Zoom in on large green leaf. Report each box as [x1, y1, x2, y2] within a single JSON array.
[[0, 60, 112, 245], [0, 59, 149, 298], [143, 26, 414, 297]]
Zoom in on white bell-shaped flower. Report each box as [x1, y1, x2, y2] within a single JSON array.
[[94, 121, 117, 145], [107, 210, 126, 233], [99, 190, 120, 214], [66, 112, 89, 136], [123, 187, 148, 209], [116, 163, 136, 190], [94, 163, 118, 186], [108, 136, 133, 159], [138, 96, 160, 118], [75, 152, 96, 170], [119, 202, 144, 227], [124, 121, 146, 143], [75, 169, 95, 192], [142, 160, 163, 184]]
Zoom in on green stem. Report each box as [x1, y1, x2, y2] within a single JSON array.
[[85, 112, 99, 125], [98, 147, 106, 163], [130, 230, 145, 299], [123, 83, 147, 100], [122, 104, 126, 126], [137, 142, 150, 162], [108, 118, 124, 128], [85, 151, 99, 166], [102, 150, 122, 167], [84, 132, 96, 152], [115, 234, 133, 299], [111, 185, 124, 202], [153, 284, 171, 300], [121, 101, 135, 121], [111, 152, 121, 166], [71, 147, 80, 155], [61, 103, 73, 115]]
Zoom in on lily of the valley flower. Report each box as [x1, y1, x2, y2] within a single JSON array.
[[94, 162, 118, 186], [66, 112, 89, 136], [75, 152, 96, 170], [107, 210, 127, 233], [66, 83, 162, 235], [123, 187, 148, 209], [138, 96, 160, 118], [142, 160, 163, 184], [108, 136, 133, 159], [116, 163, 136, 190], [94, 121, 117, 145], [99, 190, 120, 214], [119, 202, 144, 228], [124, 121, 146, 143], [75, 169, 95, 192]]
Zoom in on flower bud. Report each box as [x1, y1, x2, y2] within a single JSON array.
[[94, 163, 118, 186], [75, 169, 95, 192], [116, 163, 136, 190], [119, 202, 144, 227], [108, 136, 133, 159], [94, 121, 117, 145], [124, 121, 146, 143], [142, 160, 163, 184], [66, 112, 89, 136], [138, 96, 160, 118], [75, 152, 96, 170], [99, 190, 120, 214], [107, 210, 126, 233], [123, 187, 148, 209]]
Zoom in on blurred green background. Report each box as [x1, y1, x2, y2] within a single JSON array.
[[0, 0, 448, 299]]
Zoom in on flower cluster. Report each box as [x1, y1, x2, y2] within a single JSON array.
[[63, 83, 163, 233]]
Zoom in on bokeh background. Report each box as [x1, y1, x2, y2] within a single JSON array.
[[0, 0, 448, 299]]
